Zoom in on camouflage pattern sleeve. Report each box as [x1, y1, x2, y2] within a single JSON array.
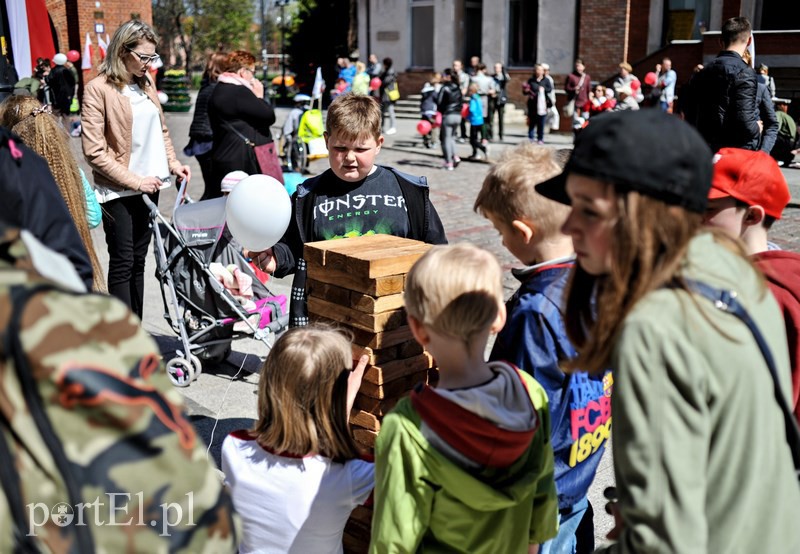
[[0, 228, 240, 552]]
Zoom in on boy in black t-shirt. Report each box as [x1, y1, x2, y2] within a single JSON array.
[[253, 93, 447, 326]]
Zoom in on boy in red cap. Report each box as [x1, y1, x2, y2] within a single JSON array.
[[704, 147, 800, 423]]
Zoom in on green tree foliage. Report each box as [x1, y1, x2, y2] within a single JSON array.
[[152, 0, 256, 76], [193, 0, 256, 53]]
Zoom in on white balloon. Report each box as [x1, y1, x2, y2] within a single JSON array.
[[157, 91, 169, 104], [225, 174, 292, 251]]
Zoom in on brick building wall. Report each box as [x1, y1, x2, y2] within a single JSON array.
[[47, 0, 152, 83], [579, 0, 631, 81], [44, 1, 68, 53], [627, 0, 652, 64]]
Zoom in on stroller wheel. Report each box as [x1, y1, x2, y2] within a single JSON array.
[[166, 357, 196, 387], [188, 354, 203, 377]]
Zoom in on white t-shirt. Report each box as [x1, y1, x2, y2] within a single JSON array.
[[122, 83, 170, 184], [221, 431, 374, 554]]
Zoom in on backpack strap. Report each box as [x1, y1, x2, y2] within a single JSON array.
[[682, 278, 800, 479], [0, 414, 40, 553], [3, 284, 96, 553]]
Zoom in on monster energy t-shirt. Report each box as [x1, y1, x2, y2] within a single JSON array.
[[312, 167, 410, 240]]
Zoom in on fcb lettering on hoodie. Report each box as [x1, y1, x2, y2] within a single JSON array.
[[490, 259, 612, 509]]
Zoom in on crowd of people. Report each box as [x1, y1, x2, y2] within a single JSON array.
[[2, 12, 800, 554]]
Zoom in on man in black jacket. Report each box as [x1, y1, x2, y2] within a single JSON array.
[[683, 17, 760, 152]]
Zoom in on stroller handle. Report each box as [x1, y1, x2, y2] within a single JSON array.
[[141, 193, 160, 215]]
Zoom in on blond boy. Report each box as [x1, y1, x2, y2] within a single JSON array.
[[475, 144, 612, 553], [253, 93, 446, 326], [371, 243, 557, 553]]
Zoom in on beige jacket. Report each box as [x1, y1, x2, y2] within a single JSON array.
[[81, 74, 182, 201]]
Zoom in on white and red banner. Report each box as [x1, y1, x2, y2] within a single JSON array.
[[82, 32, 93, 71], [7, 0, 57, 78]]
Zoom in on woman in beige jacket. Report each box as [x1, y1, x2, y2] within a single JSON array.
[[82, 19, 190, 318]]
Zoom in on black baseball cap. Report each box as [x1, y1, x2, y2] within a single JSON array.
[[536, 110, 713, 213]]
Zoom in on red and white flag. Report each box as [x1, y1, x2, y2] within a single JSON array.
[[82, 32, 93, 70], [6, 0, 56, 78], [97, 34, 108, 60]]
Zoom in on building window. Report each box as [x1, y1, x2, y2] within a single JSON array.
[[509, 0, 537, 67], [411, 2, 434, 68], [664, 0, 711, 42]]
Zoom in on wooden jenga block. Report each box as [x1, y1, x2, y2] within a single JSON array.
[[307, 264, 405, 296], [304, 235, 432, 278], [351, 344, 398, 366], [343, 506, 373, 554], [349, 325, 415, 350], [308, 296, 406, 333], [307, 279, 352, 306], [363, 352, 434, 385], [359, 369, 428, 399], [308, 279, 405, 314], [351, 290, 405, 314], [349, 505, 373, 524], [353, 428, 379, 448], [354, 395, 402, 417], [397, 340, 424, 359], [350, 410, 381, 432]]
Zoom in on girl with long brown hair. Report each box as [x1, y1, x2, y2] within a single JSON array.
[[536, 109, 800, 553], [0, 95, 105, 292], [221, 326, 372, 553]]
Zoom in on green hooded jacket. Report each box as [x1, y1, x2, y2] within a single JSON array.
[[370, 363, 558, 553]]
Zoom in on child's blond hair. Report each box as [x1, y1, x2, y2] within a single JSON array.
[[474, 144, 571, 239], [325, 93, 382, 141], [405, 244, 503, 346], [253, 326, 360, 460]]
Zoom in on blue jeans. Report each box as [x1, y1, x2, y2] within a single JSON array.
[[540, 497, 590, 554], [528, 113, 547, 142]]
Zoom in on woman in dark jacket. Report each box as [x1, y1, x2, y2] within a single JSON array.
[[435, 68, 463, 170], [186, 51, 227, 199], [523, 64, 553, 144], [379, 57, 398, 134], [208, 50, 275, 199]]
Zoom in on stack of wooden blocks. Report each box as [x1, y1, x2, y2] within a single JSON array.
[[304, 234, 438, 553]]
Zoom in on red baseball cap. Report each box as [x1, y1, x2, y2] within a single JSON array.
[[709, 148, 790, 219]]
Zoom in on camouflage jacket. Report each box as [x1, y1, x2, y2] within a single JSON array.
[[0, 226, 239, 553]]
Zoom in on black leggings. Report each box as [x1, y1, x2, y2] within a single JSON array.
[[102, 192, 158, 319]]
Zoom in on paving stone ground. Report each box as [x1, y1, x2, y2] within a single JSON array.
[[73, 103, 800, 548]]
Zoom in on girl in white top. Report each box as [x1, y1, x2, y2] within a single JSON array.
[[222, 326, 373, 554]]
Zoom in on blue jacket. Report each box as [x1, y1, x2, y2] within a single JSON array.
[[468, 94, 484, 126], [490, 259, 612, 509]]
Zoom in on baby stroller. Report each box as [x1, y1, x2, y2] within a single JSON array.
[[145, 194, 289, 387]]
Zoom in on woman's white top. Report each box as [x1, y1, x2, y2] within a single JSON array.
[[123, 83, 170, 186], [221, 431, 374, 554]]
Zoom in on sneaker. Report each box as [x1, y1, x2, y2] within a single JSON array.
[[537, 140, 545, 145], [457, 137, 466, 144], [385, 127, 397, 135], [453, 156, 462, 167], [443, 162, 454, 171]]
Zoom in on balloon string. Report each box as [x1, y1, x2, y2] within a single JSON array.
[[206, 354, 248, 463]]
